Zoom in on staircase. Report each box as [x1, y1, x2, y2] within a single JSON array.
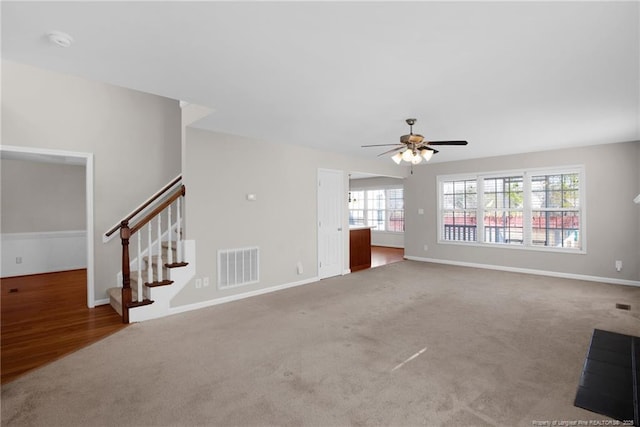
[[104, 176, 195, 323]]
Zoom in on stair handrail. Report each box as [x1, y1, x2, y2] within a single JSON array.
[[104, 174, 182, 241], [130, 185, 185, 235]]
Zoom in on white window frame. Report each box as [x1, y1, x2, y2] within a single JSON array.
[[437, 166, 586, 254], [439, 174, 478, 242], [349, 186, 405, 233]]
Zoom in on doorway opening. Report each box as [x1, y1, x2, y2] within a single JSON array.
[[348, 172, 405, 271], [0, 145, 95, 307]]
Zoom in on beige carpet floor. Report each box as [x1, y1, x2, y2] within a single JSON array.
[[2, 261, 639, 426]]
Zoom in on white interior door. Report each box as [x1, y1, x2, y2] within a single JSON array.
[[317, 168, 344, 279]]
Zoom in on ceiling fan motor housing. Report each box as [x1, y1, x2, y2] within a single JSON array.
[[400, 134, 425, 144]]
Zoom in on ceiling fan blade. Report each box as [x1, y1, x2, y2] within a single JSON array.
[[377, 146, 405, 157], [427, 140, 468, 146], [361, 143, 405, 147], [419, 147, 439, 154]]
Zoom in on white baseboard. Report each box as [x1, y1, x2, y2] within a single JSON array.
[[405, 256, 640, 287], [168, 276, 321, 316], [93, 298, 110, 306]]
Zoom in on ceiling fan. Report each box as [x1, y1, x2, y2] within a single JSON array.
[[362, 118, 468, 164]]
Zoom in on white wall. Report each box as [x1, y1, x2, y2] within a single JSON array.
[[349, 176, 405, 248], [1, 159, 86, 232], [404, 141, 640, 283], [1, 158, 87, 276], [2, 60, 181, 303], [1, 231, 87, 277], [637, 143, 640, 268], [172, 127, 405, 307]]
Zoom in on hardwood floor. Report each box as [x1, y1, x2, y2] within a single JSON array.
[[1, 269, 127, 384], [371, 246, 404, 268]]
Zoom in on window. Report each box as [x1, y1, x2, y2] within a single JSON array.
[[348, 190, 365, 227], [387, 188, 405, 232], [530, 172, 581, 249], [367, 189, 386, 230], [438, 167, 584, 252], [441, 178, 477, 241], [483, 176, 523, 244], [349, 187, 404, 232]]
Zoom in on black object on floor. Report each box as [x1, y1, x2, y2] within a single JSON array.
[[574, 329, 639, 426]]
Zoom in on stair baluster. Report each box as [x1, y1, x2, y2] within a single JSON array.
[[147, 223, 153, 286], [167, 205, 173, 265], [177, 197, 183, 263], [157, 215, 163, 283], [137, 232, 143, 302]]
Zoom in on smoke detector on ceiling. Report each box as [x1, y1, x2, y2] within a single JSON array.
[[47, 31, 74, 48]]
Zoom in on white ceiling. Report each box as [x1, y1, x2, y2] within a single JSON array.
[[2, 1, 639, 164]]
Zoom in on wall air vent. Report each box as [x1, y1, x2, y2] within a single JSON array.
[[218, 247, 259, 289]]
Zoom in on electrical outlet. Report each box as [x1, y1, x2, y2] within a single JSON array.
[[195, 278, 202, 289], [423, 244, 428, 251], [16, 257, 22, 264], [615, 260, 622, 272], [203, 277, 209, 287], [297, 262, 304, 275]]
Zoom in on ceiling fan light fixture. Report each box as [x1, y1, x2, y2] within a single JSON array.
[[401, 149, 413, 162], [391, 152, 403, 164], [410, 153, 423, 165], [421, 149, 434, 161]]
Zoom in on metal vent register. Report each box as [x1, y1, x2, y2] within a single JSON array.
[[218, 247, 259, 289]]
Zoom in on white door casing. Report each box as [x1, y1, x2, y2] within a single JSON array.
[[317, 168, 343, 279], [0, 145, 95, 307]]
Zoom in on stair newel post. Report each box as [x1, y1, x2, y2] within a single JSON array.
[[157, 215, 163, 282], [120, 220, 132, 324], [167, 204, 173, 265], [137, 231, 143, 302], [177, 196, 183, 263]]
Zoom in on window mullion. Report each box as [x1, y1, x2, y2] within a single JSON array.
[[477, 178, 484, 243], [384, 189, 391, 231], [523, 172, 532, 246], [364, 191, 370, 228], [437, 178, 443, 242]]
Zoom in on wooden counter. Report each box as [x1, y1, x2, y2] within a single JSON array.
[[349, 227, 371, 272]]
